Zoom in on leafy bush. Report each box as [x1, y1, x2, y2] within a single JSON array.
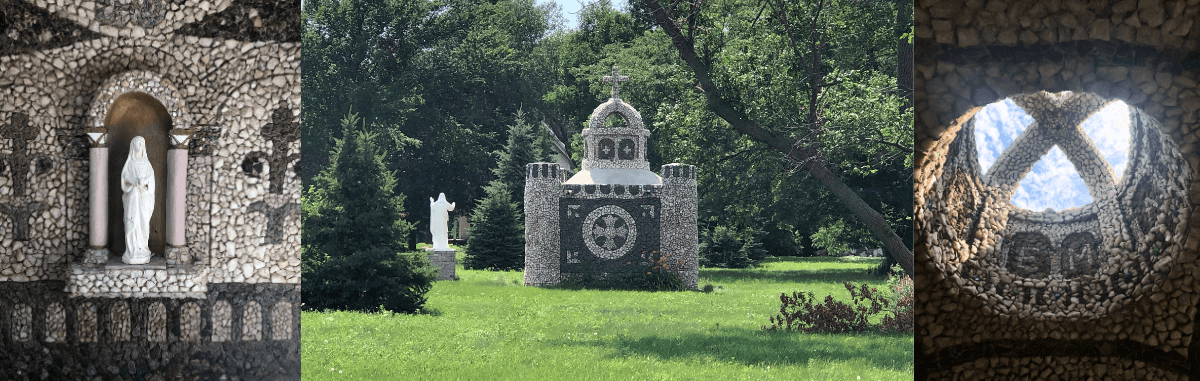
[[761, 272, 913, 333], [699, 225, 753, 268], [762, 283, 885, 333], [559, 251, 686, 291], [880, 264, 914, 333], [464, 181, 525, 270], [302, 110, 434, 313]]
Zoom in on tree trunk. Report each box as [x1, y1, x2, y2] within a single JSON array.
[[898, 0, 914, 113], [641, 0, 914, 275]]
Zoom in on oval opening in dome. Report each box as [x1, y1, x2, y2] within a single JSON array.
[[1081, 100, 1131, 182], [974, 98, 1034, 174], [1011, 146, 1092, 211]]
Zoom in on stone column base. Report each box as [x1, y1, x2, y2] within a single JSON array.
[[426, 249, 456, 281], [83, 248, 109, 267], [165, 245, 191, 265]]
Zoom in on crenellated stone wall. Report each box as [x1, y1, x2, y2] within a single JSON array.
[[913, 0, 1200, 379]]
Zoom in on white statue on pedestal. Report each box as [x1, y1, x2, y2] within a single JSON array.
[[121, 136, 155, 264], [429, 193, 455, 251]]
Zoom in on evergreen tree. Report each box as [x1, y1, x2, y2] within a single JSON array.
[[464, 181, 525, 271], [699, 225, 753, 268], [493, 109, 543, 211], [302, 110, 436, 313]]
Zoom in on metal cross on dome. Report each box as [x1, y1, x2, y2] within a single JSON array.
[[602, 66, 629, 99]]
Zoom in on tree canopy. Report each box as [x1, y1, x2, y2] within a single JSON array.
[[301, 0, 912, 272]]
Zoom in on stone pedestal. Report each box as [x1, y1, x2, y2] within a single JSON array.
[[426, 249, 456, 281]]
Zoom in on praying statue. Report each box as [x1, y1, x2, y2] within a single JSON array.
[[121, 136, 155, 264], [429, 193, 455, 251]]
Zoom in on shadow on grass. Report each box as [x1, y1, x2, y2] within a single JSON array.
[[700, 267, 884, 284], [561, 327, 912, 370]]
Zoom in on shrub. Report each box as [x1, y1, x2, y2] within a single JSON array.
[[762, 283, 884, 333], [559, 252, 686, 291], [464, 181, 525, 270], [699, 225, 753, 268], [301, 110, 434, 313], [303, 248, 437, 313], [880, 264, 914, 333]]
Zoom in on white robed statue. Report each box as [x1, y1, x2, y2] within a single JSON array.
[[429, 193, 455, 251], [121, 136, 155, 264]]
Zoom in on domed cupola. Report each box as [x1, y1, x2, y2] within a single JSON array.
[[565, 66, 662, 185]]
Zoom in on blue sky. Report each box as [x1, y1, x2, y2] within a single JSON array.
[[537, 0, 630, 31], [974, 97, 1130, 211]]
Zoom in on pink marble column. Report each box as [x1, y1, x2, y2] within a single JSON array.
[[83, 128, 110, 266], [89, 147, 108, 249], [166, 148, 188, 248]]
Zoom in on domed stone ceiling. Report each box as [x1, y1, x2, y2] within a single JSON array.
[[923, 90, 1190, 321]]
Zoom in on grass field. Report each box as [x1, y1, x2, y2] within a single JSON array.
[[302, 246, 913, 380]]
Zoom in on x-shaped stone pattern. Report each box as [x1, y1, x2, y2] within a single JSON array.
[[984, 92, 1119, 200], [249, 201, 299, 245], [244, 106, 300, 194], [592, 214, 628, 250], [1, 112, 53, 198]]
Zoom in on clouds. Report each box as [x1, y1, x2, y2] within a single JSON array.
[[1082, 101, 1131, 180], [1011, 146, 1092, 211], [974, 99, 1033, 173], [973, 98, 1130, 212]]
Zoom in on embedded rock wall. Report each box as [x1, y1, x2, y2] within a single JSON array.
[[913, 0, 1200, 379], [0, 0, 300, 378]]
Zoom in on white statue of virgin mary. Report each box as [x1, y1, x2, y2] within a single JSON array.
[[121, 136, 155, 264]]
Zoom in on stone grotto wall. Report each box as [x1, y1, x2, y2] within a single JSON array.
[[0, 0, 300, 378], [913, 0, 1200, 380]]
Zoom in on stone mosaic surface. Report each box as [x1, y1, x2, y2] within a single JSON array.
[[0, 281, 299, 378], [271, 301, 290, 341], [0, 0, 105, 55], [1, 0, 299, 375], [426, 250, 456, 281], [0, 7, 300, 285], [211, 299, 230, 342], [67, 260, 208, 298], [148, 301, 166, 342], [242, 300, 260, 341], [912, 1, 1200, 378], [174, 0, 302, 42], [45, 301, 65, 342], [525, 70, 698, 288]]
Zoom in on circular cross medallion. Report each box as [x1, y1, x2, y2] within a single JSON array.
[[583, 205, 637, 259]]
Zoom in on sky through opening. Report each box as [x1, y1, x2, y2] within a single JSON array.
[[974, 97, 1131, 211]]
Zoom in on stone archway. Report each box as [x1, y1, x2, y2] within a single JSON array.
[[104, 91, 171, 256]]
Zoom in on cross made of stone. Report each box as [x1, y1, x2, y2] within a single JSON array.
[[602, 66, 629, 99], [1, 112, 51, 198], [249, 200, 299, 245], [593, 214, 628, 250], [249, 106, 301, 194]]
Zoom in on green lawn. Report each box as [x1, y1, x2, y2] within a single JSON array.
[[302, 248, 913, 380]]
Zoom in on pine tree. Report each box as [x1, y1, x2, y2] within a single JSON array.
[[493, 109, 543, 211], [464, 181, 525, 271], [302, 110, 436, 313]]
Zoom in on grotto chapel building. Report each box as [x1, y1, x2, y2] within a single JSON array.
[[913, 0, 1200, 379], [524, 67, 699, 289], [0, 0, 299, 377]]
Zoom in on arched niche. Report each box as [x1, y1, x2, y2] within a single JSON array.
[[104, 92, 171, 256]]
